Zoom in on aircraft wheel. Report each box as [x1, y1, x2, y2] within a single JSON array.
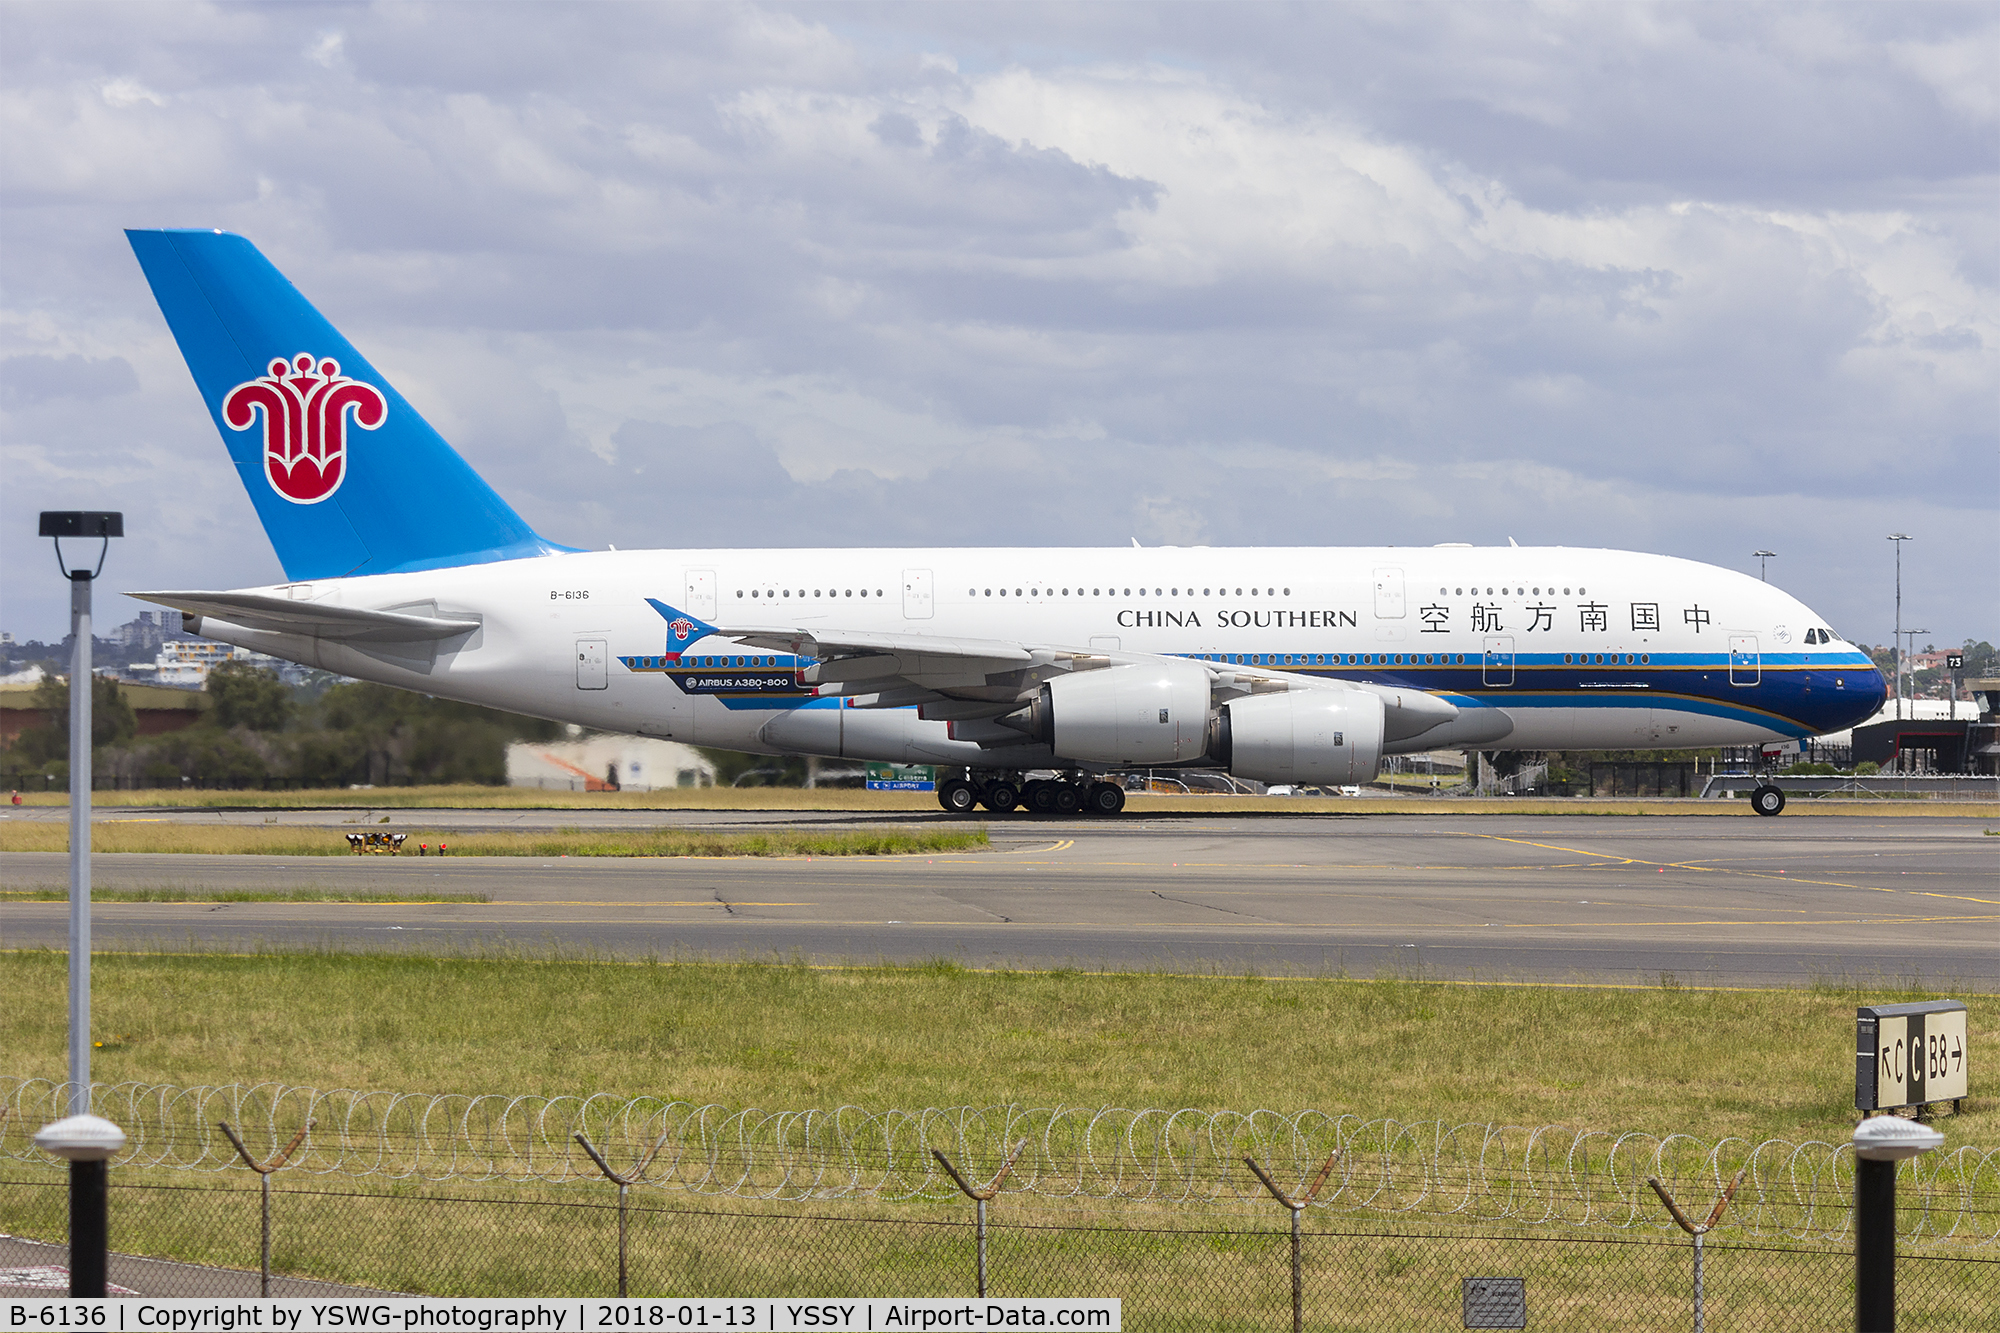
[[1751, 785, 1786, 816], [1026, 780, 1060, 814], [937, 779, 978, 814], [1054, 784, 1084, 814], [1086, 782, 1126, 815], [981, 782, 1020, 813]]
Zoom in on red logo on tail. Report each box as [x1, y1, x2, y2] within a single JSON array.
[[222, 354, 387, 505], [668, 618, 696, 642]]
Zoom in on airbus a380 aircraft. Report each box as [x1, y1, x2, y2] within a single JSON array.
[[122, 230, 1887, 816]]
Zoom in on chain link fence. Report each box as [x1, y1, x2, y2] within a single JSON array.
[[4, 1079, 1994, 1328]]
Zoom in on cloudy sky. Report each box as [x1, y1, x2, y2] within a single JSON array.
[[3, 2, 1994, 649]]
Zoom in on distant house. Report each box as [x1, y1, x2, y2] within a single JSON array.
[[505, 735, 716, 791]]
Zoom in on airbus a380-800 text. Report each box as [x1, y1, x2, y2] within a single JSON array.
[[121, 230, 1887, 816]]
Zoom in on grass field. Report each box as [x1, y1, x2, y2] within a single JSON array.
[[0, 950, 1988, 1147], [8, 784, 1995, 816], [0, 823, 990, 857]]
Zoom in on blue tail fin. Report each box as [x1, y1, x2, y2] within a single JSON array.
[[127, 229, 569, 581]]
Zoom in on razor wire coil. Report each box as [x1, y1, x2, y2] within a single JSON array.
[[4, 1077, 1993, 1245]]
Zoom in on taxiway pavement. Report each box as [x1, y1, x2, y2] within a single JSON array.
[[3, 812, 1993, 985]]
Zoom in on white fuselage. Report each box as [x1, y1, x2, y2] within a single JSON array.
[[180, 544, 1886, 769]]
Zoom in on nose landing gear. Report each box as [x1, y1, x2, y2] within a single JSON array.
[[1751, 784, 1787, 816]]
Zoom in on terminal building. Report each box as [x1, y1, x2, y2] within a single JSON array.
[[1835, 691, 1996, 776]]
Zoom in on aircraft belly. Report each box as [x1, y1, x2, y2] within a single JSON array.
[[757, 703, 1054, 767], [1505, 706, 1786, 749]]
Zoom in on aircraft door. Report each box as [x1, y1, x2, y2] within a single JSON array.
[[1372, 566, 1406, 619], [902, 568, 934, 619], [575, 638, 608, 690], [1482, 636, 1515, 686], [684, 569, 717, 620], [1729, 635, 1761, 686]]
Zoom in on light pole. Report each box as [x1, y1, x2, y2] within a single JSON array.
[[38, 511, 123, 1115], [1886, 535, 1911, 721], [1902, 630, 1931, 757], [1753, 549, 1776, 582]]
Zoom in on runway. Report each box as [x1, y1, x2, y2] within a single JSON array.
[[4, 812, 1994, 985]]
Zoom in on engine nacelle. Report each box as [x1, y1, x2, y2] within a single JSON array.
[[1215, 689, 1384, 786], [1004, 661, 1213, 765]]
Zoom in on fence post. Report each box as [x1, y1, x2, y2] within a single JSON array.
[[932, 1141, 1027, 1298], [1244, 1152, 1340, 1333], [1646, 1169, 1744, 1333], [218, 1120, 313, 1297], [575, 1132, 670, 1298]]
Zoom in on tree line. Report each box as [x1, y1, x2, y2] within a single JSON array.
[[3, 664, 563, 789]]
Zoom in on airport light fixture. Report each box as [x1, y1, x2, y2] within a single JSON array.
[[34, 1113, 126, 1296], [1753, 550, 1775, 582], [1887, 534, 1911, 720], [1853, 1115, 1945, 1332], [37, 511, 122, 1115]]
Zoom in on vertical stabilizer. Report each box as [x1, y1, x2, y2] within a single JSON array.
[[127, 228, 566, 580]]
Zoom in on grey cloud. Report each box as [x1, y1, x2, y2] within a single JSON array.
[[0, 353, 139, 407]]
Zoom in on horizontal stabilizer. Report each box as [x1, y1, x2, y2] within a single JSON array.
[[132, 591, 479, 643]]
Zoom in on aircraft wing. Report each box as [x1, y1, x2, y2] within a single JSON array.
[[654, 600, 1457, 743], [131, 591, 481, 643], [717, 622, 1099, 721]]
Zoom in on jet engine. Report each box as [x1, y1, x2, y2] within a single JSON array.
[[1213, 688, 1384, 786], [1001, 661, 1212, 765]]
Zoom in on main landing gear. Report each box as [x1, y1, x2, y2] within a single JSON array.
[[936, 770, 1126, 816]]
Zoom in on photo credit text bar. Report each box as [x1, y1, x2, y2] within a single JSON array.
[[5, 1300, 1119, 1332]]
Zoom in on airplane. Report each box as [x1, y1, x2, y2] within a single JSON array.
[[121, 229, 1888, 817]]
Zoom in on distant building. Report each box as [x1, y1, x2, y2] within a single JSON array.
[[506, 736, 716, 791], [0, 673, 209, 749], [124, 639, 285, 688], [109, 610, 183, 653]]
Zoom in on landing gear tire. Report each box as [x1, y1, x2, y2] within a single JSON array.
[[938, 779, 978, 814], [1751, 785, 1786, 817], [1025, 780, 1060, 814], [1086, 782, 1126, 815], [981, 782, 1020, 813], [1054, 784, 1084, 814]]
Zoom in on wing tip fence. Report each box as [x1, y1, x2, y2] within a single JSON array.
[[4, 1076, 1995, 1245]]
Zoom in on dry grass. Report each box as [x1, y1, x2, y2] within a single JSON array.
[[0, 887, 489, 903], [0, 950, 1988, 1148], [5, 785, 946, 811], [0, 823, 990, 858]]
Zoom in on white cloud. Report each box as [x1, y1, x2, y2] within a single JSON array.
[[1888, 26, 2000, 123]]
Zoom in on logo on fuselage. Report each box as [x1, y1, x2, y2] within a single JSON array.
[[222, 353, 387, 505], [668, 617, 696, 642]]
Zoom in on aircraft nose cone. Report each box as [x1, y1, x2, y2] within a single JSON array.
[[1843, 664, 1890, 728], [1863, 665, 1889, 711]]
